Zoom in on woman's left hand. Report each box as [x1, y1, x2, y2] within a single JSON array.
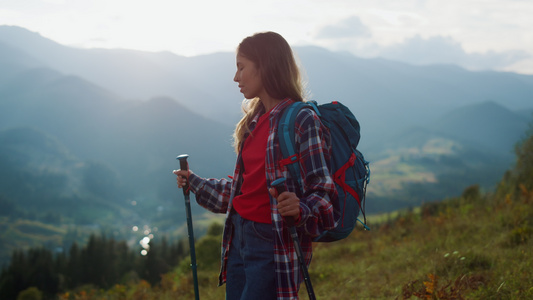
[[269, 188, 300, 220]]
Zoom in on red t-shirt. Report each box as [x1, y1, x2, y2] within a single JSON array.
[[232, 112, 271, 224]]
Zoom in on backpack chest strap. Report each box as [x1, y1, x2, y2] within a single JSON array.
[[279, 154, 299, 168]]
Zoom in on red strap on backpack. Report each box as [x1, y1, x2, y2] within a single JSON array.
[[333, 152, 362, 227], [279, 153, 299, 169]]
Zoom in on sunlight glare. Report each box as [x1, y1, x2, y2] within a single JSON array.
[[140, 237, 150, 250]]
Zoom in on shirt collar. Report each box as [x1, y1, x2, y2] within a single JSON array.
[[268, 98, 295, 120], [251, 97, 295, 125]]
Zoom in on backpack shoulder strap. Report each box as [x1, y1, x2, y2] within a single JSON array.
[[277, 101, 319, 189]]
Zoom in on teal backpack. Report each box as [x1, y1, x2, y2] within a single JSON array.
[[277, 100, 371, 242]]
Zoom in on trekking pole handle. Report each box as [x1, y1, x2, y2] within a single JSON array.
[[176, 154, 190, 196], [271, 178, 295, 227]]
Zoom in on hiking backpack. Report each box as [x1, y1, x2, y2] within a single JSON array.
[[277, 100, 371, 242]]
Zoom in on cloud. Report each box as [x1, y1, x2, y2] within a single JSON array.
[[315, 16, 371, 39], [376, 35, 531, 72], [378, 35, 463, 64]]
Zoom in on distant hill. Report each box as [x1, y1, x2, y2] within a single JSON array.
[[429, 101, 530, 155], [375, 101, 529, 155], [0, 127, 111, 214], [0, 24, 532, 224], [0, 40, 43, 76], [517, 108, 533, 119], [295, 47, 533, 143], [364, 101, 529, 212], [0, 25, 243, 125], [1, 25, 532, 132], [0, 60, 236, 226]]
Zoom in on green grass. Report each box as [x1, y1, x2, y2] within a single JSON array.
[[300, 191, 533, 299], [57, 184, 533, 299]]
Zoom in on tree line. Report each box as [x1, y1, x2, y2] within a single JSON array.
[[0, 233, 188, 300]]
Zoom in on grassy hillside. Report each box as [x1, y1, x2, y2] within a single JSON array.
[[50, 186, 533, 299], [51, 129, 533, 299], [306, 187, 532, 299]]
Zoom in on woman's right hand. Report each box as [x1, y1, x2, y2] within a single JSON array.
[[173, 169, 193, 189]]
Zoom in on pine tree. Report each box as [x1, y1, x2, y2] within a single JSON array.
[[65, 242, 81, 288]]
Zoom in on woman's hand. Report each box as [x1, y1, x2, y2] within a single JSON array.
[[173, 169, 193, 189], [269, 188, 301, 220]]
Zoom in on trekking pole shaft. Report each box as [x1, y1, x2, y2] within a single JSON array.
[[177, 154, 200, 300], [271, 178, 316, 300], [289, 226, 316, 300]]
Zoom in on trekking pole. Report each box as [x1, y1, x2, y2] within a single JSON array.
[[176, 154, 200, 300], [272, 178, 317, 300]]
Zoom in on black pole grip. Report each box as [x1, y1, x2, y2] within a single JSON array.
[[271, 178, 295, 227], [177, 154, 189, 170], [271, 177, 287, 193], [176, 154, 190, 196]]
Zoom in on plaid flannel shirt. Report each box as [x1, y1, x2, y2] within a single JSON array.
[[187, 98, 338, 299]]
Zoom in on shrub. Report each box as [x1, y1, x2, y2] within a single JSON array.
[[16, 287, 43, 300]]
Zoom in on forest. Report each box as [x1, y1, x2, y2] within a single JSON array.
[[0, 229, 197, 299]]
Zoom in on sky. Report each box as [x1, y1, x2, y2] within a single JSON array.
[[1, 0, 533, 75]]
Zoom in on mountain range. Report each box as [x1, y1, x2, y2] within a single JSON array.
[[0, 25, 532, 225]]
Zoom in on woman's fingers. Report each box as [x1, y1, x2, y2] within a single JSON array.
[[275, 192, 300, 219], [173, 170, 190, 188]]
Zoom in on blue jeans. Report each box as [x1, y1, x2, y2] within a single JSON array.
[[226, 212, 276, 300]]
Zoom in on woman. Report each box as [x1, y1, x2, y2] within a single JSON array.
[[174, 31, 337, 300]]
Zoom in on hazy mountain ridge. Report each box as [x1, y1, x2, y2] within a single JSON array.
[[365, 100, 530, 211], [429, 101, 530, 155], [379, 101, 529, 153], [0, 66, 236, 192], [0, 46, 236, 229], [298, 47, 533, 149], [2, 25, 532, 129], [0, 25, 242, 124], [0, 25, 532, 228]]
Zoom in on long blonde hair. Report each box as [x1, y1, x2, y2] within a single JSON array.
[[232, 31, 306, 153]]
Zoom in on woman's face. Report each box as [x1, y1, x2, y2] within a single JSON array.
[[234, 53, 265, 99]]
